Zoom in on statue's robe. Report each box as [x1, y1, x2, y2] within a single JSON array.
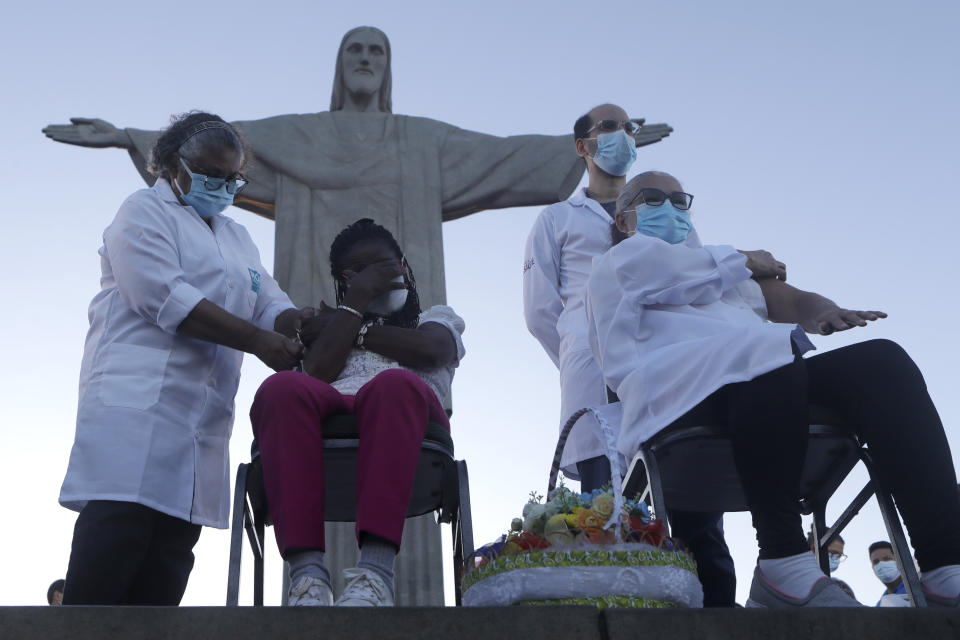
[[124, 110, 584, 605], [127, 111, 584, 309]]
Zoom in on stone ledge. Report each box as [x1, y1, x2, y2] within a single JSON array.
[[1, 606, 958, 640]]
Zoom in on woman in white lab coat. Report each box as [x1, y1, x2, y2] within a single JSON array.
[[585, 171, 960, 609], [56, 112, 306, 605]]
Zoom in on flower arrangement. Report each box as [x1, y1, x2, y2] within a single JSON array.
[[470, 484, 677, 569]]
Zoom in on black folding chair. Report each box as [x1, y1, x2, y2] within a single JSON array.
[[559, 403, 926, 607], [226, 413, 474, 606]]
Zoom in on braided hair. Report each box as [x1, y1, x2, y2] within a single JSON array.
[[329, 218, 422, 329], [147, 111, 250, 180]]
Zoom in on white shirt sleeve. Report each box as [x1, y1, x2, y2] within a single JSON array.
[[419, 305, 466, 365], [522, 209, 564, 367], [608, 236, 752, 307], [103, 194, 206, 334]]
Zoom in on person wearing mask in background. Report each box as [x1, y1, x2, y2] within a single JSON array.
[[870, 541, 909, 606], [57, 112, 308, 606], [807, 528, 856, 600]]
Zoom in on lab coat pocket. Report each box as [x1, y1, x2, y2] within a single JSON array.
[[98, 343, 170, 410]]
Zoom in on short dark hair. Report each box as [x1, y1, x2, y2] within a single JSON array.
[[869, 541, 893, 555], [47, 579, 65, 604], [573, 112, 593, 142]]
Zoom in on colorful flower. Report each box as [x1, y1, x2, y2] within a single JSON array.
[[576, 508, 604, 530], [544, 514, 575, 546], [591, 494, 614, 520]]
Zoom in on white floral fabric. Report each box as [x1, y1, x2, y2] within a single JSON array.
[[330, 305, 465, 409]]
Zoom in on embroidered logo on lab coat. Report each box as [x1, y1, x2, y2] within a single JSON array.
[[248, 268, 261, 293]]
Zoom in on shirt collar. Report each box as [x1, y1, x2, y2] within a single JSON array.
[[569, 187, 615, 222]]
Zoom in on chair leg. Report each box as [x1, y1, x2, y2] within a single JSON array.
[[641, 446, 670, 533], [811, 507, 830, 575], [453, 460, 474, 607], [861, 451, 927, 607], [254, 516, 265, 606], [226, 463, 249, 606]]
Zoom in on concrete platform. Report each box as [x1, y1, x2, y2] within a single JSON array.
[[2, 606, 958, 640]]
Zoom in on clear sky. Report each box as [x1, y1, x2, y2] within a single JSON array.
[[1, 0, 958, 607]]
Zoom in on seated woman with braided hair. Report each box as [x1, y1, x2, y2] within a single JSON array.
[[250, 218, 465, 608], [585, 170, 960, 609]]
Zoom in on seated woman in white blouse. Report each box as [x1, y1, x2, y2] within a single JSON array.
[[250, 218, 465, 608], [584, 171, 960, 609]]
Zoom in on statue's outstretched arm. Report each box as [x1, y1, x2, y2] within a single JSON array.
[[42, 118, 131, 149], [633, 122, 673, 149]]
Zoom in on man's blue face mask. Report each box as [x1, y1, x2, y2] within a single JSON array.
[[173, 157, 238, 219], [591, 130, 637, 177]]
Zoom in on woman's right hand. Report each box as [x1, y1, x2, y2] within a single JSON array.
[[253, 329, 304, 371], [42, 117, 129, 149], [341, 260, 407, 309]]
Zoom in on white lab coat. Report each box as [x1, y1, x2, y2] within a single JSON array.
[[585, 230, 803, 460], [60, 179, 294, 528], [522, 188, 615, 474]]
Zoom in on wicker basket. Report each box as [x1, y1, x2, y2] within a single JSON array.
[[462, 406, 703, 608]]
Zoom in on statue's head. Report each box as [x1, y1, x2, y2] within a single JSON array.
[[331, 26, 392, 113]]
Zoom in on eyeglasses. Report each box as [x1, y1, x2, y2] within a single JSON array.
[[624, 187, 695, 212], [180, 157, 248, 195], [587, 119, 645, 136], [829, 552, 848, 563]]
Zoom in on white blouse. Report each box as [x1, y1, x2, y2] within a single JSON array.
[[330, 305, 466, 411], [60, 179, 294, 528]]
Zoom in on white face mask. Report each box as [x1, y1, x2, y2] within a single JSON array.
[[873, 560, 901, 584], [366, 276, 408, 316]]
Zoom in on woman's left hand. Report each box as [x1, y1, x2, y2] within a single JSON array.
[[805, 307, 887, 335]]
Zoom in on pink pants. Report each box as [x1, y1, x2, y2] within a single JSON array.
[[249, 369, 449, 557]]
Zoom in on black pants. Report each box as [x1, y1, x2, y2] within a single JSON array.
[[578, 458, 737, 607], [682, 338, 960, 569], [62, 500, 202, 605]]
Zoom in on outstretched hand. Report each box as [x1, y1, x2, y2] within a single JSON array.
[[42, 117, 128, 149], [804, 308, 887, 335]]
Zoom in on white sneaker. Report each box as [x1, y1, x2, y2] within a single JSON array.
[[288, 575, 334, 606], [335, 568, 394, 607]]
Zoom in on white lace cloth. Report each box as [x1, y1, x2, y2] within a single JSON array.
[[464, 564, 702, 608], [330, 305, 465, 407]]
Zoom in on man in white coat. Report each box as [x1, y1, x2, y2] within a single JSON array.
[[522, 105, 737, 606]]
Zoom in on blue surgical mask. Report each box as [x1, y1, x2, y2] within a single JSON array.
[[173, 158, 236, 219], [635, 203, 692, 245], [591, 130, 637, 177], [828, 554, 841, 573], [873, 560, 900, 584]]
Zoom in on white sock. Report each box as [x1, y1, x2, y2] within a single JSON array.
[[921, 565, 960, 597], [758, 552, 827, 599]]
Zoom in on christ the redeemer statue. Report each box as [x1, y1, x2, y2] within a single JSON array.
[[43, 25, 672, 605]]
